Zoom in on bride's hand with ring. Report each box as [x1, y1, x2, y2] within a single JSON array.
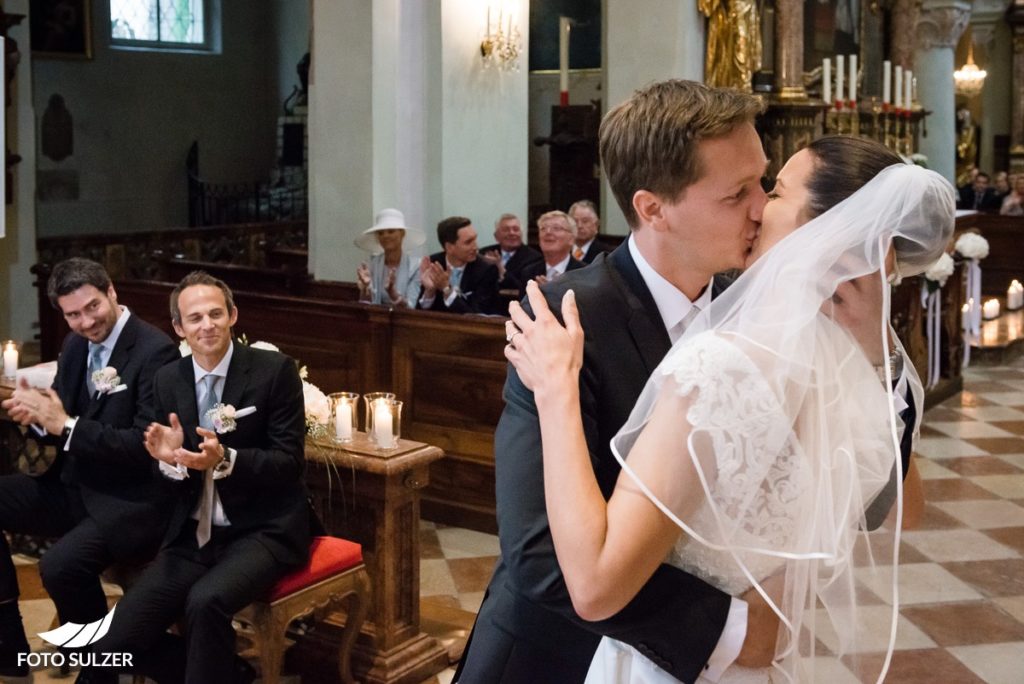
[[504, 280, 584, 395]]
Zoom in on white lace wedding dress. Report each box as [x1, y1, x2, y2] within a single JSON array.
[[585, 333, 808, 684]]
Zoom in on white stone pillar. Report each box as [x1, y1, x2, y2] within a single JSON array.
[[971, 1, 1012, 175], [914, 0, 971, 183], [309, 0, 528, 282], [602, 0, 704, 235]]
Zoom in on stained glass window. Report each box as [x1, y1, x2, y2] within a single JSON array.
[[110, 0, 206, 47]]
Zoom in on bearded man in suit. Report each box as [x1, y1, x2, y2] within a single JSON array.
[[89, 271, 310, 684], [0, 258, 178, 678]]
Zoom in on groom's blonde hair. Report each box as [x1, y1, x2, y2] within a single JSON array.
[[599, 80, 764, 228]]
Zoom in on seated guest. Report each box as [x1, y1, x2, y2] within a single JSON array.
[[1001, 175, 1024, 216], [993, 171, 1011, 206], [519, 210, 585, 297], [418, 216, 500, 315], [958, 172, 1001, 211], [568, 200, 614, 264], [88, 271, 311, 684], [479, 213, 542, 312], [355, 208, 426, 307], [0, 258, 177, 678]]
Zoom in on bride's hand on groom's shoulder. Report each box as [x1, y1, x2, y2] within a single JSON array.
[[504, 281, 584, 395]]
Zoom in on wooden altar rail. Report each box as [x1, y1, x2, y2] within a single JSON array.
[[955, 214, 1024, 298]]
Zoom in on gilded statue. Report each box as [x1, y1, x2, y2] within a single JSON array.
[[955, 108, 978, 187], [699, 0, 762, 91]]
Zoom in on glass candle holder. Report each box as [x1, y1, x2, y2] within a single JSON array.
[[328, 392, 360, 443], [2, 341, 18, 380], [370, 398, 402, 450], [363, 392, 396, 444]]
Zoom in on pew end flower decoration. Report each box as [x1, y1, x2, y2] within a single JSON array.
[[923, 253, 955, 293], [954, 233, 989, 260]]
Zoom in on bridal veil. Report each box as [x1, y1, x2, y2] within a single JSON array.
[[611, 163, 955, 682]]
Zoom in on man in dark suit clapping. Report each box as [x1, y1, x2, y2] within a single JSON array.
[[0, 258, 178, 678], [91, 271, 310, 684], [479, 213, 542, 313], [418, 216, 501, 315]]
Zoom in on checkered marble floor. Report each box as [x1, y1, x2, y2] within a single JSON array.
[[8, 361, 1024, 683]]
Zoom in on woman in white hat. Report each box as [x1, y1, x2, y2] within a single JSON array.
[[355, 208, 426, 307]]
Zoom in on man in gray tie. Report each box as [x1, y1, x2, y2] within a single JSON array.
[[89, 271, 311, 684], [518, 210, 587, 298], [0, 258, 178, 678]]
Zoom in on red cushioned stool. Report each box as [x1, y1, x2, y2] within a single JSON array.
[[235, 536, 371, 684]]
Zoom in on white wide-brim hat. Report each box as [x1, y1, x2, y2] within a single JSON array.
[[354, 208, 426, 253]]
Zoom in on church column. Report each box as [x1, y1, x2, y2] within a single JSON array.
[[603, 0, 704, 234], [914, 0, 972, 182], [971, 1, 1013, 174], [1009, 1, 1024, 172], [773, 0, 805, 99]]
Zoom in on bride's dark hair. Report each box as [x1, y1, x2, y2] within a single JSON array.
[[804, 136, 904, 218]]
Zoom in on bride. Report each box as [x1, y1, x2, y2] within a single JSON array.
[[504, 136, 954, 683]]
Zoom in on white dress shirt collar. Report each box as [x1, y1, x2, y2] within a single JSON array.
[[191, 341, 234, 384], [546, 254, 572, 277], [627, 235, 712, 334]]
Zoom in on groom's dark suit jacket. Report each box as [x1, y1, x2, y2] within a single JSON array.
[[48, 314, 179, 560], [152, 343, 311, 567], [457, 245, 735, 684]]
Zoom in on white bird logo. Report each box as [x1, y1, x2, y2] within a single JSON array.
[[37, 604, 117, 648]]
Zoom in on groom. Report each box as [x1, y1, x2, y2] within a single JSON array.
[[457, 80, 916, 683]]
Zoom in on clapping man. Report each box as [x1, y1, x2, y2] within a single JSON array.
[[89, 272, 310, 684], [479, 213, 542, 312], [418, 216, 501, 315], [518, 210, 586, 297], [0, 258, 177, 677]]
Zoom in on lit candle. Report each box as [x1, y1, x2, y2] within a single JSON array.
[[2, 341, 16, 378], [1009, 280, 1023, 310], [894, 66, 903, 109], [559, 16, 570, 106], [882, 60, 891, 104], [904, 69, 913, 108], [836, 55, 844, 103], [334, 401, 352, 441], [373, 399, 394, 448], [486, 6, 490, 39], [822, 58, 831, 104], [962, 303, 971, 331], [983, 299, 1000, 320], [848, 54, 857, 104]]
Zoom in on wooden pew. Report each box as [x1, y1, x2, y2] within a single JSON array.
[[955, 213, 1024, 297]]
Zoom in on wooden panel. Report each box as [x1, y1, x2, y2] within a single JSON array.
[[956, 214, 1024, 297]]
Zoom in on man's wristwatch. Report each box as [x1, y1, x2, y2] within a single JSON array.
[[61, 416, 78, 440], [213, 449, 232, 474]]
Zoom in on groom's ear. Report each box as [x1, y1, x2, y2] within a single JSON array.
[[633, 189, 667, 232]]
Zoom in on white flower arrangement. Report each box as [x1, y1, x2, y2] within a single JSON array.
[[924, 253, 955, 289], [91, 367, 124, 394], [205, 403, 238, 434], [955, 233, 990, 260]]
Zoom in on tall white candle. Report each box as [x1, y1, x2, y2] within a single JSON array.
[[848, 54, 857, 103], [894, 66, 903, 109], [882, 60, 891, 104], [373, 399, 394, 448], [904, 70, 913, 108], [559, 16, 570, 102], [822, 58, 831, 104], [335, 401, 352, 440], [2, 342, 17, 378], [836, 55, 844, 102], [486, 6, 490, 39]]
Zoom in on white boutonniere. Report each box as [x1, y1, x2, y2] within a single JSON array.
[[204, 403, 256, 434], [92, 367, 126, 394]]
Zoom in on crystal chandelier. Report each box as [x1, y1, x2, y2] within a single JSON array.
[[954, 43, 987, 98]]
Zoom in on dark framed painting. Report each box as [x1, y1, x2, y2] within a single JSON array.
[[30, 0, 93, 59]]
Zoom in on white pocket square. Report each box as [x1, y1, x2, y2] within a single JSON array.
[[108, 384, 128, 394], [235, 406, 257, 419]]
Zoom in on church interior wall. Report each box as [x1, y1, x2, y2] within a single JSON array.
[[32, 0, 284, 239], [977, 22, 1012, 175]]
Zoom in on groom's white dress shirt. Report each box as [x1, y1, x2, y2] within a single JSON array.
[[628, 236, 745, 681]]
